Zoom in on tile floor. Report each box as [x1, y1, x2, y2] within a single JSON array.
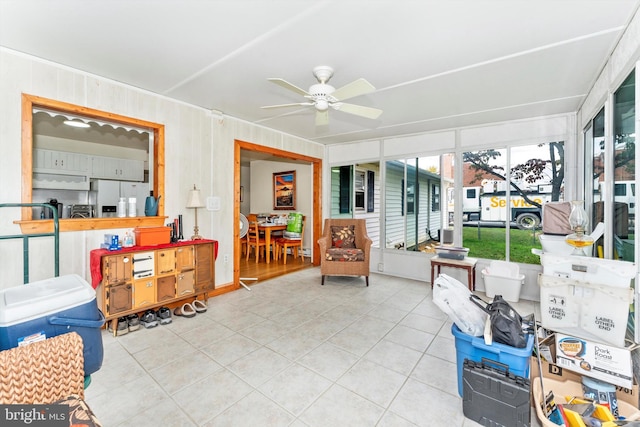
[[85, 268, 543, 426]]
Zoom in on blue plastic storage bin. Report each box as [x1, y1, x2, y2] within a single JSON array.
[[0, 274, 105, 375], [451, 323, 533, 396]]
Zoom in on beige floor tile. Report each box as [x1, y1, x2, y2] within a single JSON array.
[[201, 332, 261, 366], [203, 391, 295, 427], [299, 384, 385, 427], [364, 339, 423, 376], [337, 359, 407, 407], [172, 369, 253, 425], [297, 342, 359, 381], [227, 346, 292, 387], [259, 363, 332, 415]]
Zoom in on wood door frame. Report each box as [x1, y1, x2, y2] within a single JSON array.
[[234, 140, 322, 289]]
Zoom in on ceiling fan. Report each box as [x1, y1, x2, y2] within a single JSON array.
[[261, 66, 383, 126]]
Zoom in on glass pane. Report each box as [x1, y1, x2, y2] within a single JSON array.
[[462, 149, 507, 260], [405, 158, 418, 250], [509, 142, 565, 264], [613, 71, 635, 261], [592, 107, 606, 256], [385, 156, 441, 252], [416, 156, 441, 252], [355, 162, 380, 248], [386, 159, 407, 249]]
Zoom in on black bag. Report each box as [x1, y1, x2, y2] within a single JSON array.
[[471, 294, 527, 348]]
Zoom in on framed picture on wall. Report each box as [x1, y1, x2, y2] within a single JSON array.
[[273, 170, 296, 210]]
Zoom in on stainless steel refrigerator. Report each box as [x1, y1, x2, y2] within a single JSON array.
[[90, 180, 149, 217]]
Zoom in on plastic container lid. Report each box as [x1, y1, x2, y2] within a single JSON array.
[[0, 274, 95, 325]]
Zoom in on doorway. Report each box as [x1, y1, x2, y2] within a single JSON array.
[[234, 140, 322, 288]]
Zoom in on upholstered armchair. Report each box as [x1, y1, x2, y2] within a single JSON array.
[[318, 218, 372, 286]]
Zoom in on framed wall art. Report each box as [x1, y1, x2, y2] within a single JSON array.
[[273, 170, 296, 210]]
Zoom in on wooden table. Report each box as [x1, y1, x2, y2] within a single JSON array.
[[430, 256, 478, 290], [258, 223, 287, 263]]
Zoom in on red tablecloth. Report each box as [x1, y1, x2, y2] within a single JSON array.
[[90, 239, 218, 289]]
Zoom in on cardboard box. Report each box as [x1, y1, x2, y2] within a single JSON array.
[[532, 376, 640, 427], [553, 333, 634, 390], [531, 355, 638, 409], [538, 274, 633, 347], [134, 226, 171, 246]]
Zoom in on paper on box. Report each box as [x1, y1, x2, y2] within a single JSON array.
[[554, 333, 633, 389]]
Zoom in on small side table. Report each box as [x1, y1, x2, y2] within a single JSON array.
[[430, 256, 478, 290]]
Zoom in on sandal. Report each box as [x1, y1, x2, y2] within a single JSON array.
[[174, 302, 196, 318], [192, 299, 208, 313]]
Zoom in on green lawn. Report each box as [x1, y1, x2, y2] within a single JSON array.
[[463, 226, 543, 264]]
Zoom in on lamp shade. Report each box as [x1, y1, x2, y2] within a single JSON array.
[[186, 186, 204, 208]]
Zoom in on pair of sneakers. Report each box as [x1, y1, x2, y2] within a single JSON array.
[[109, 314, 140, 336], [140, 306, 172, 328]]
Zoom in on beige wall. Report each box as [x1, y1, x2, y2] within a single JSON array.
[[0, 48, 323, 290], [249, 160, 313, 253]]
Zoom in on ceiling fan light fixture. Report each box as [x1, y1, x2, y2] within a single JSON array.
[[315, 99, 329, 111]]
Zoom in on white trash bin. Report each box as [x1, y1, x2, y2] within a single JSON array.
[[481, 260, 525, 303]]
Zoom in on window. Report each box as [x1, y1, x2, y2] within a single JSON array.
[[463, 142, 564, 264], [330, 163, 380, 247], [385, 155, 446, 251], [355, 170, 365, 211], [432, 185, 440, 211], [466, 188, 477, 199], [20, 94, 165, 233]]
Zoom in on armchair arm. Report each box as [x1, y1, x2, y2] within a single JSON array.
[[318, 235, 330, 254]]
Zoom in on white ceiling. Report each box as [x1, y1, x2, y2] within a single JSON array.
[[1, 0, 639, 146]]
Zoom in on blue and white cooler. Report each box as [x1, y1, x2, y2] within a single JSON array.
[[0, 274, 105, 375]]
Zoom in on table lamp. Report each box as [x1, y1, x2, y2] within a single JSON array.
[[186, 184, 204, 240]]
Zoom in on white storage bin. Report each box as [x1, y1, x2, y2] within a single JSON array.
[[538, 274, 633, 347], [481, 261, 525, 302], [532, 248, 635, 287]]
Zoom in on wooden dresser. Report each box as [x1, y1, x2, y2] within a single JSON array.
[[90, 240, 216, 332]]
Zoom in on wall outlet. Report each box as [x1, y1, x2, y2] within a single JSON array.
[[223, 254, 229, 263], [378, 263, 384, 272]]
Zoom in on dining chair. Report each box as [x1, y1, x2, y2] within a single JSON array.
[[274, 216, 305, 264], [246, 221, 267, 262]]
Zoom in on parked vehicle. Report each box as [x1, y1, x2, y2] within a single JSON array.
[[448, 179, 553, 229]]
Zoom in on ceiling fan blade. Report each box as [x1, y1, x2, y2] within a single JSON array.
[[333, 102, 382, 120], [261, 102, 313, 109], [315, 110, 329, 126], [267, 78, 310, 96], [331, 78, 375, 101]]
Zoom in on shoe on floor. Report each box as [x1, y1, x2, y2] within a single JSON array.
[[157, 306, 172, 325], [173, 302, 196, 318], [192, 299, 207, 313], [108, 317, 129, 336], [127, 313, 140, 332], [140, 309, 158, 328]]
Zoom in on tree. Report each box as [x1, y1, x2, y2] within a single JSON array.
[[463, 142, 565, 208]]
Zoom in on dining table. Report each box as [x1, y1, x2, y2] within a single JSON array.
[[258, 222, 287, 263]]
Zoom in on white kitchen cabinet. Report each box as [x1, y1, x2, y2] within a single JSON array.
[[90, 155, 144, 181], [32, 148, 90, 190], [33, 148, 89, 175]]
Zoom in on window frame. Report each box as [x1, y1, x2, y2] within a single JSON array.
[[19, 93, 166, 233]]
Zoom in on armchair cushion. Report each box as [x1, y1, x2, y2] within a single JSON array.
[[330, 225, 356, 248], [326, 247, 365, 262]]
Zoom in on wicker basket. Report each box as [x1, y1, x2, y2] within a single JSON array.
[[0, 332, 85, 404]]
